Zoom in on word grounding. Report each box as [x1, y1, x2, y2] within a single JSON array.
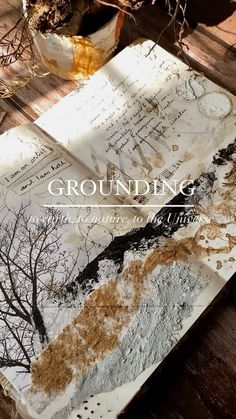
[[48, 179, 195, 198]]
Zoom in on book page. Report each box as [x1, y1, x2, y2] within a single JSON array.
[[16, 133, 236, 419], [36, 39, 236, 213], [0, 124, 134, 394]]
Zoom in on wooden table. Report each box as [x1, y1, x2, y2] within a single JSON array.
[[0, 1, 236, 418]]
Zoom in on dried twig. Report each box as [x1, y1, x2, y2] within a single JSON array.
[[0, 12, 49, 98], [0, 65, 49, 99], [0, 16, 34, 68], [147, 0, 190, 65], [96, 0, 135, 19]]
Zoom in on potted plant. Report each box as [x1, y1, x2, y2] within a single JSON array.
[[0, 0, 192, 97], [24, 0, 130, 80], [0, 0, 148, 97]]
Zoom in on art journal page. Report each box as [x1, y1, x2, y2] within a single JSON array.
[[0, 42, 235, 419], [7, 127, 235, 419], [0, 123, 135, 415], [35, 39, 236, 214]]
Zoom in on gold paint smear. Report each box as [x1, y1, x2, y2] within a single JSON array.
[[70, 37, 106, 79], [41, 38, 106, 80], [115, 11, 125, 39], [31, 219, 236, 395], [31, 260, 145, 394]]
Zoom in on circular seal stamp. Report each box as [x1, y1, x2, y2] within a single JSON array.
[[198, 92, 232, 120]]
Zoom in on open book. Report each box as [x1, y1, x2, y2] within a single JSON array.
[[0, 39, 236, 419]]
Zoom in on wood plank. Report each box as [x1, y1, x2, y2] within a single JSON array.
[[0, 386, 20, 419], [197, 12, 236, 50], [120, 5, 236, 95], [0, 98, 32, 134], [181, 27, 236, 94]]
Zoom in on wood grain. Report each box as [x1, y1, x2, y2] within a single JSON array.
[[0, 386, 19, 419]]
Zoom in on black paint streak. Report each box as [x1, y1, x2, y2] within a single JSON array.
[[213, 139, 236, 166], [60, 140, 236, 302]]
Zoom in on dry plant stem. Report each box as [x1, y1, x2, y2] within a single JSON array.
[[148, 0, 189, 61], [95, 0, 135, 18], [0, 66, 49, 99], [0, 14, 48, 98], [177, 0, 189, 53], [0, 17, 34, 67]]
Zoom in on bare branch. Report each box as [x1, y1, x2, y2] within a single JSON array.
[[0, 206, 79, 371]]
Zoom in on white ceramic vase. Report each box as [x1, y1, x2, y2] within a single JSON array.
[[23, 1, 124, 80]]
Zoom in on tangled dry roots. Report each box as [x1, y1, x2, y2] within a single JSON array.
[[27, 0, 73, 33], [0, 13, 49, 98], [165, 0, 189, 49]]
